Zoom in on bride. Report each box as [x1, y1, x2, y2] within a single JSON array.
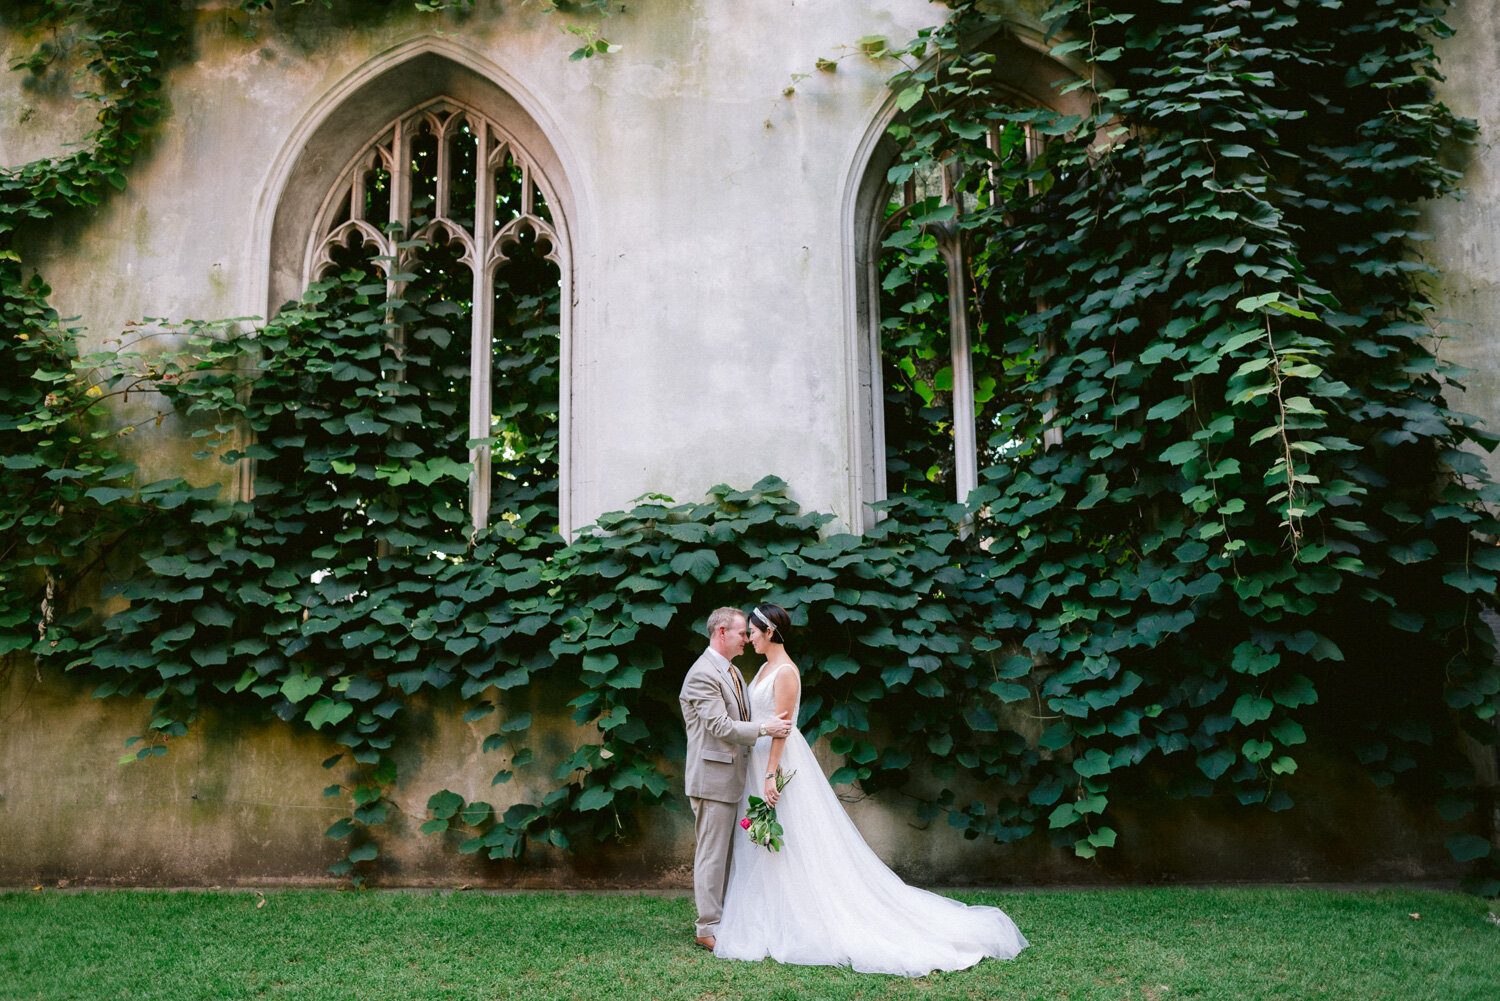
[[713, 603, 1029, 976]]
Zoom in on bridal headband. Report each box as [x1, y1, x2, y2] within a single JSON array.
[[749, 607, 775, 632]]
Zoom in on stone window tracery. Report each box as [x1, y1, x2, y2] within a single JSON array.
[[306, 98, 563, 533]]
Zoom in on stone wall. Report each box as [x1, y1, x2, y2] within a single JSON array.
[[1429, 3, 1500, 465], [0, 661, 1466, 888]]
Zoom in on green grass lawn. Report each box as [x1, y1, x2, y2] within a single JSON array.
[[2, 886, 1495, 1000]]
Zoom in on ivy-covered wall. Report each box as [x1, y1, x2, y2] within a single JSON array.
[[4, 0, 953, 529], [1, 0, 1496, 893]]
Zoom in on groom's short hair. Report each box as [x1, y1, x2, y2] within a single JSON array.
[[705, 606, 742, 638]]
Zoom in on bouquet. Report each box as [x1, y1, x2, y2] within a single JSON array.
[[740, 768, 796, 851]]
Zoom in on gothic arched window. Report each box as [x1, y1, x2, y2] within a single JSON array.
[[873, 119, 1044, 507], [306, 98, 563, 533], [845, 34, 1083, 530]]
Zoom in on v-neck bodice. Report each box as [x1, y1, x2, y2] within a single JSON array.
[[748, 663, 797, 726]]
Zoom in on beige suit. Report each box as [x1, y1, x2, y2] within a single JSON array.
[[679, 649, 761, 938]]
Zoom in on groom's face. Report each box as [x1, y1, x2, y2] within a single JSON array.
[[724, 616, 748, 658]]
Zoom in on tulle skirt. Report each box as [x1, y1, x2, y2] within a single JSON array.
[[713, 728, 1029, 976]]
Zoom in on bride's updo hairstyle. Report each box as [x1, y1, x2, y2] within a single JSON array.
[[748, 603, 792, 649]]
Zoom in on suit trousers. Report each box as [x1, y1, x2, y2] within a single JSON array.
[[689, 795, 738, 937]]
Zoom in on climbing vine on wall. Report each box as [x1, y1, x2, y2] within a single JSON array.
[[2, 0, 190, 670], [871, 0, 1499, 890], [0, 0, 611, 882], [0, 0, 1496, 893]]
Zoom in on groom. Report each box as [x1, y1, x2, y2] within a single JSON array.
[[679, 606, 792, 950]]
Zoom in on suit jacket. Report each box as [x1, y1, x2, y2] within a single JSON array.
[[679, 650, 762, 803]]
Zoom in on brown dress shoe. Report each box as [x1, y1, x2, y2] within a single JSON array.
[[694, 934, 716, 951]]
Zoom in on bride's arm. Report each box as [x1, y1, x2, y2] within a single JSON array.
[[763, 665, 800, 805]]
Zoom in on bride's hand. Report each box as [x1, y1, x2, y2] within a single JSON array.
[[764, 776, 780, 805]]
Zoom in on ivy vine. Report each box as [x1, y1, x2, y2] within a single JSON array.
[[0, 0, 1495, 894], [2, 0, 186, 665], [871, 0, 1498, 889]]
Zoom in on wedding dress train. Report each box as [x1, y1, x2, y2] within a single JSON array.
[[713, 665, 1029, 976]]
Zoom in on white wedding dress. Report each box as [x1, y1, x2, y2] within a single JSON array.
[[714, 664, 1029, 976]]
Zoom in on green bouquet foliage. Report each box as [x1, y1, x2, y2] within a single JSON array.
[[745, 769, 797, 852]]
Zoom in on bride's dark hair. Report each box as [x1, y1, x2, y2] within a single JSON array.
[[748, 603, 792, 648]]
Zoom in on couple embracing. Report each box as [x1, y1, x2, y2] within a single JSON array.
[[678, 603, 1029, 977]]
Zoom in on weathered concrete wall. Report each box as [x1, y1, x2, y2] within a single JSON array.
[[1429, 4, 1500, 458], [0, 661, 1466, 888]]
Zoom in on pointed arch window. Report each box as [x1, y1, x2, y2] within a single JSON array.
[[306, 98, 563, 533], [843, 34, 1087, 532], [871, 118, 1045, 509]]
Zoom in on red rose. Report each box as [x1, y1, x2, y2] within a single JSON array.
[[739, 817, 751, 829]]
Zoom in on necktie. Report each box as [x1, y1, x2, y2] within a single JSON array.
[[728, 666, 747, 719]]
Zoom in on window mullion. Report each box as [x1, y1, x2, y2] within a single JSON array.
[[943, 237, 978, 505], [386, 123, 409, 353], [349, 166, 366, 224], [391, 120, 412, 234], [435, 114, 452, 222], [469, 262, 494, 532], [469, 120, 498, 533], [866, 245, 888, 511], [475, 121, 497, 256]]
